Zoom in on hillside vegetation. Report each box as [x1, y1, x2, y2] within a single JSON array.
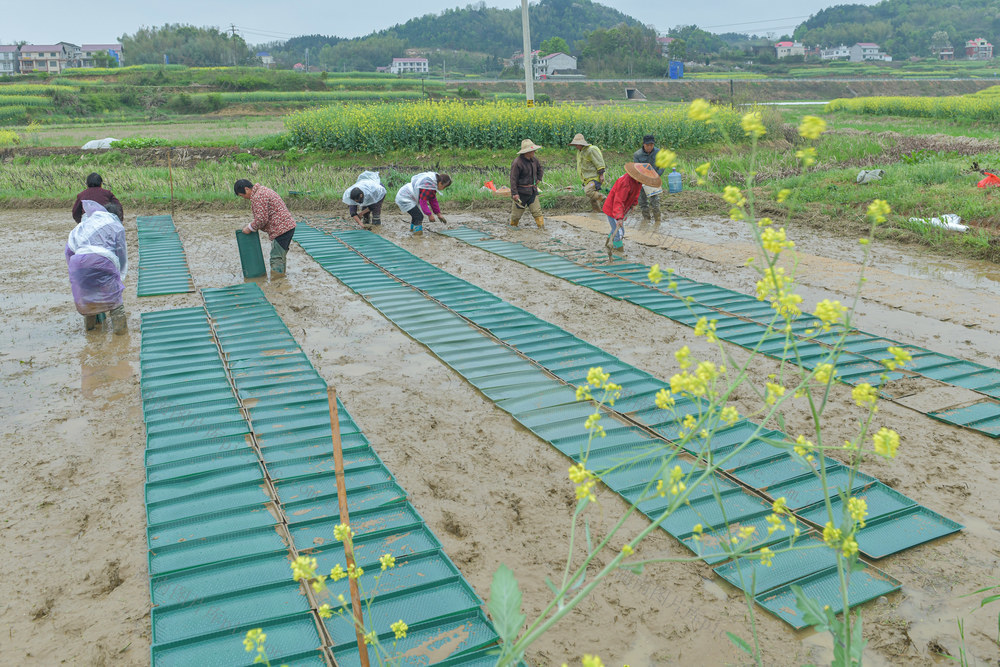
[[794, 0, 1000, 58]]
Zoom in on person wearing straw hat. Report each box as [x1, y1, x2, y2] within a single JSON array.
[[509, 139, 545, 229], [634, 134, 665, 224], [569, 133, 606, 212], [602, 163, 662, 256]]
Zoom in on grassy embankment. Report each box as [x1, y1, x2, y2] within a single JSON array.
[[3, 93, 1000, 262]]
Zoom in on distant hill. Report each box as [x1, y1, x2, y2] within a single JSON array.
[[379, 0, 640, 56], [793, 0, 1000, 58], [263, 0, 641, 67]]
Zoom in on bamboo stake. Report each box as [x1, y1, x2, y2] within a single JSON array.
[[167, 147, 175, 218], [327, 387, 370, 667]]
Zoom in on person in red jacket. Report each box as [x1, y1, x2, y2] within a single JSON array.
[[72, 172, 123, 223], [602, 162, 661, 256]]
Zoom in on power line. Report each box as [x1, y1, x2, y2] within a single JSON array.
[[701, 15, 811, 29]]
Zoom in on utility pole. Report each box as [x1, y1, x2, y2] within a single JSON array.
[[305, 47, 309, 71], [229, 24, 238, 66], [521, 0, 534, 106]]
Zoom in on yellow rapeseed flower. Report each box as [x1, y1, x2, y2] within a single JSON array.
[[741, 111, 766, 138], [765, 382, 786, 406], [848, 496, 868, 527], [675, 345, 692, 369], [380, 553, 396, 571], [655, 388, 675, 409], [687, 98, 715, 122], [795, 146, 817, 168], [759, 547, 775, 567], [621, 544, 634, 556], [851, 383, 878, 408], [776, 188, 791, 203], [333, 523, 354, 542], [798, 115, 827, 140], [648, 263, 664, 284], [867, 199, 891, 224], [813, 299, 847, 330], [883, 346, 912, 370], [391, 619, 408, 639], [291, 556, 318, 582], [720, 406, 739, 424], [318, 603, 333, 619], [582, 656, 605, 667], [873, 427, 900, 458], [655, 149, 678, 171], [823, 522, 842, 549], [722, 185, 746, 206], [814, 363, 835, 384], [330, 564, 346, 581]]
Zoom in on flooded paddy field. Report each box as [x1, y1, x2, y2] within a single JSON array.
[[3, 208, 999, 665]]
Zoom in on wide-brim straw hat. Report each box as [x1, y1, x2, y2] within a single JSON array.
[[518, 139, 542, 154], [625, 162, 662, 187], [568, 133, 590, 147]]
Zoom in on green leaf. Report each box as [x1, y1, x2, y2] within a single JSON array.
[[620, 562, 645, 575], [792, 585, 830, 633], [981, 593, 1000, 607], [488, 564, 526, 649], [726, 631, 753, 657]]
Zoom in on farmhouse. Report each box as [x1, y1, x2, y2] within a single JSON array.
[[850, 43, 891, 62], [775, 41, 805, 59], [389, 57, 429, 74], [965, 38, 994, 60], [0, 45, 19, 75]]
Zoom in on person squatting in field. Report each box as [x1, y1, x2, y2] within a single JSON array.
[[394, 171, 452, 234], [235, 179, 297, 277], [343, 171, 387, 228], [509, 139, 545, 229], [66, 200, 128, 334]]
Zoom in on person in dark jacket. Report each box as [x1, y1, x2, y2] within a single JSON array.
[[603, 163, 661, 256], [72, 173, 123, 223], [509, 139, 545, 229], [633, 135, 663, 223]]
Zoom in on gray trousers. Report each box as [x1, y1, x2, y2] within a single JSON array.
[[638, 189, 661, 218]]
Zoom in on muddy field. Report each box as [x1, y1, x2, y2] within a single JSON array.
[[3, 207, 1000, 665]]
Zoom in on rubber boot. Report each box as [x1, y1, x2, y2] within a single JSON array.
[[509, 218, 520, 227], [371, 216, 381, 227], [534, 216, 545, 229], [640, 210, 651, 224], [110, 305, 127, 335], [84, 314, 97, 331], [412, 224, 423, 235], [653, 208, 662, 224]]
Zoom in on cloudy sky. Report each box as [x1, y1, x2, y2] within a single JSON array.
[[5, 0, 880, 45]]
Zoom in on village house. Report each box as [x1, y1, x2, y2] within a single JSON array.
[[81, 43, 123, 67], [19, 44, 70, 73], [820, 44, 851, 60], [534, 52, 577, 77], [389, 57, 429, 74], [0, 45, 20, 75], [965, 38, 994, 60], [849, 42, 891, 62], [656, 36, 674, 57], [775, 41, 805, 59]]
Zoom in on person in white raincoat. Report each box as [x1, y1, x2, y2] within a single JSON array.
[[394, 171, 452, 234], [342, 171, 387, 227], [65, 200, 128, 334]]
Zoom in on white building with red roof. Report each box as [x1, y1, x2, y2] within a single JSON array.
[[775, 41, 805, 58]]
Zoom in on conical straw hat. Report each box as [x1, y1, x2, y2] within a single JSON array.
[[568, 133, 590, 146], [518, 139, 542, 154], [624, 162, 662, 187]]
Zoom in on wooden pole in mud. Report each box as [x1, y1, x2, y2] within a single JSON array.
[[167, 147, 175, 218], [327, 387, 370, 667]]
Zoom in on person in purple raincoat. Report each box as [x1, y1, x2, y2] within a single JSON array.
[[66, 200, 128, 334]]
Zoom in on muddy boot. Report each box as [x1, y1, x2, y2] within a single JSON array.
[[412, 224, 423, 235], [110, 305, 127, 335], [640, 210, 651, 224], [371, 216, 381, 228], [534, 216, 545, 229], [652, 208, 662, 225], [84, 314, 97, 331]]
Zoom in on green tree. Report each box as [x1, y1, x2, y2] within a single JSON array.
[[539, 36, 570, 55], [667, 38, 687, 61], [121, 24, 254, 66]]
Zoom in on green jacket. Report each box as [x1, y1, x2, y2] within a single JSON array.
[[576, 145, 605, 183]]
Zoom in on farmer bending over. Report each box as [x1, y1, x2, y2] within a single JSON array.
[[603, 163, 661, 256], [66, 200, 128, 334], [394, 172, 452, 234], [343, 171, 386, 228], [235, 179, 296, 277]]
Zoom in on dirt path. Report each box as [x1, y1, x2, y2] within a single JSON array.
[[2, 209, 999, 665]]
